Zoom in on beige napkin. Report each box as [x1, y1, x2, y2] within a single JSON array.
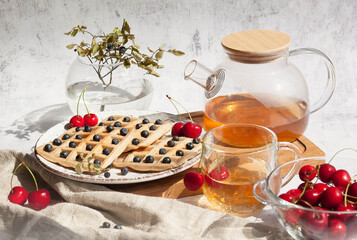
[[0, 150, 291, 240]]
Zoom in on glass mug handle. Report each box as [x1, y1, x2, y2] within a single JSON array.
[[289, 48, 336, 114], [278, 142, 302, 187]]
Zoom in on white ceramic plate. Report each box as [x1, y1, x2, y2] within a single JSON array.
[[34, 110, 201, 184]]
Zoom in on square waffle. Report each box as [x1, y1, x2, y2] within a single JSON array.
[[113, 136, 202, 172], [35, 115, 173, 173]]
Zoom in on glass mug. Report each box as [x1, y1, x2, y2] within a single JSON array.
[[200, 124, 301, 217]]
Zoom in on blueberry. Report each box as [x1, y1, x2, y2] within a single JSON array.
[[121, 167, 129, 175], [145, 155, 154, 163], [167, 140, 175, 147], [93, 134, 100, 141], [119, 46, 127, 53], [75, 134, 82, 140], [60, 151, 68, 158], [107, 163, 113, 169], [120, 128, 128, 136], [53, 138, 62, 146], [108, 116, 114, 121], [69, 141, 76, 148], [149, 125, 157, 131], [75, 127, 82, 132], [193, 138, 200, 144], [176, 150, 184, 156], [133, 156, 141, 162], [104, 172, 111, 178], [99, 122, 105, 126], [114, 224, 122, 229], [94, 159, 101, 165], [102, 222, 110, 228], [86, 144, 93, 151], [123, 116, 130, 122], [44, 144, 53, 152], [107, 43, 114, 50], [172, 136, 180, 141], [155, 119, 162, 125], [186, 142, 194, 150], [106, 125, 114, 132], [114, 121, 122, 127], [141, 130, 149, 138], [102, 148, 111, 155], [135, 123, 142, 129], [76, 154, 83, 161], [84, 126, 92, 132], [142, 118, 150, 124], [132, 138, 140, 145], [62, 134, 70, 140], [162, 157, 171, 164], [112, 138, 119, 145], [159, 148, 167, 155]]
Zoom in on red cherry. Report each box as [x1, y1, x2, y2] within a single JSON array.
[[300, 189, 321, 206], [28, 189, 51, 211], [300, 207, 328, 234], [69, 115, 84, 128], [287, 188, 302, 198], [279, 193, 293, 203], [320, 186, 343, 209], [298, 182, 313, 192], [83, 113, 98, 127], [182, 122, 202, 138], [348, 182, 357, 201], [285, 208, 304, 225], [332, 170, 351, 188], [328, 219, 347, 240], [318, 163, 336, 183], [8, 186, 28, 205], [183, 171, 204, 191], [205, 166, 229, 188], [334, 202, 356, 222], [313, 183, 329, 193], [299, 165, 317, 182], [172, 122, 184, 136]]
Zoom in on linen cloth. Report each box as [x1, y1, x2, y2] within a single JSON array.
[[0, 150, 291, 240]]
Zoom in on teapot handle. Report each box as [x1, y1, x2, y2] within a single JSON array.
[[289, 48, 336, 113]]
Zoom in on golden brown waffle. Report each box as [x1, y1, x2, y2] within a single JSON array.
[[113, 136, 202, 172], [35, 115, 173, 173]]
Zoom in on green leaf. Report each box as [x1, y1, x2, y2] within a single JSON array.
[[113, 27, 122, 35], [75, 163, 84, 175], [149, 70, 160, 77], [122, 19, 130, 34], [132, 51, 143, 61], [124, 58, 131, 68], [66, 44, 76, 49], [71, 29, 78, 37], [168, 49, 185, 56], [92, 43, 100, 55], [64, 30, 72, 35], [155, 50, 164, 60], [147, 47, 154, 53]]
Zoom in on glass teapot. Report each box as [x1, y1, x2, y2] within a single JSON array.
[[184, 30, 335, 142]]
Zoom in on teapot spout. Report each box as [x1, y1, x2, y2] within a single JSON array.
[[184, 60, 225, 99]]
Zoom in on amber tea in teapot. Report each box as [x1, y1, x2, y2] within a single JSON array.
[[184, 30, 335, 142]]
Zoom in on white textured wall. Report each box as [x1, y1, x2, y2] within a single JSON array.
[[1, 0, 357, 156]]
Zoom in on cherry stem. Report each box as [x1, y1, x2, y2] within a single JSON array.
[[10, 162, 24, 193], [166, 95, 193, 122], [166, 95, 182, 122], [76, 86, 87, 119], [328, 148, 357, 164], [82, 86, 90, 117], [10, 162, 38, 192]]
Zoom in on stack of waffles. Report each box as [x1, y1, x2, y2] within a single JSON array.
[[35, 115, 202, 174]]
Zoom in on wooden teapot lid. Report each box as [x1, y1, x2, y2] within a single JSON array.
[[221, 30, 291, 62]]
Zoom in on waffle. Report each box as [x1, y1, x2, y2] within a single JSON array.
[[113, 136, 202, 172], [35, 115, 173, 173]]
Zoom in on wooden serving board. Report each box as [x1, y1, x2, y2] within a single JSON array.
[[107, 111, 325, 199]]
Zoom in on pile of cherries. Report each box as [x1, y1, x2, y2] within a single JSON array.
[[279, 162, 357, 239], [8, 162, 51, 211]]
